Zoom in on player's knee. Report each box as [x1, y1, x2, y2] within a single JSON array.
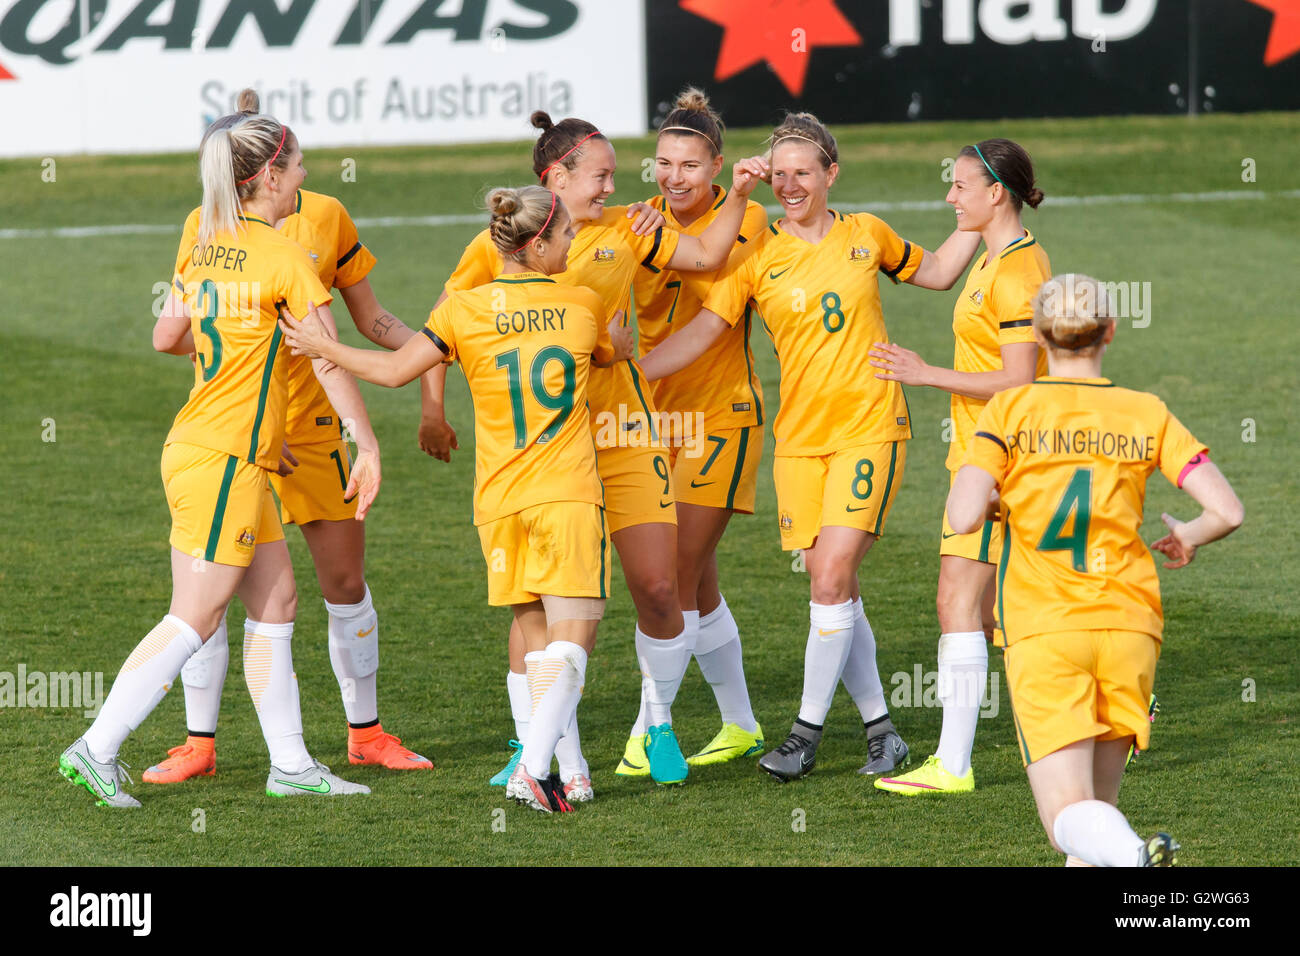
[[634, 574, 678, 619], [321, 570, 366, 607]]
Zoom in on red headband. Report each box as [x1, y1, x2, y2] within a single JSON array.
[[238, 125, 286, 185], [512, 191, 558, 254], [539, 130, 602, 183]]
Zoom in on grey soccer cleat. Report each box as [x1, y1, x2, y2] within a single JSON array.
[[1139, 832, 1180, 867], [758, 723, 822, 782], [858, 724, 909, 775], [60, 738, 142, 808], [266, 760, 371, 797]]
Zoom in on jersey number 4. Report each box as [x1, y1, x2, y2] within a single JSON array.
[[1036, 467, 1093, 572], [495, 346, 578, 449]]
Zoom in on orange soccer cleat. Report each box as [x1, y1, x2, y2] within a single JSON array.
[[142, 736, 216, 784], [347, 725, 433, 770]]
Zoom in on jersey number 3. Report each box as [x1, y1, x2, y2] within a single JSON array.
[[197, 278, 224, 382], [496, 346, 578, 449], [1037, 467, 1093, 572]]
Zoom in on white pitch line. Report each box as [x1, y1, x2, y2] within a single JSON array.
[[2, 189, 1296, 240]]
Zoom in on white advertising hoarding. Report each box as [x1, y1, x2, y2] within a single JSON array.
[[0, 0, 646, 157]]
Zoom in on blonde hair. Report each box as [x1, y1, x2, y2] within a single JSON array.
[[1032, 274, 1114, 354], [486, 186, 562, 262], [769, 112, 837, 168], [196, 111, 294, 251]]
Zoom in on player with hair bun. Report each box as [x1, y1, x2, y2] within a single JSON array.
[[640, 111, 982, 783], [61, 109, 381, 805], [280, 185, 634, 813], [618, 87, 768, 775], [871, 138, 1050, 796], [143, 88, 432, 787], [946, 273, 1243, 864], [427, 110, 767, 797]]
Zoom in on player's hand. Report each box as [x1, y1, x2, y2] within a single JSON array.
[[418, 415, 459, 463], [1150, 512, 1197, 569], [626, 202, 665, 236], [276, 442, 299, 477], [344, 449, 381, 521], [278, 301, 333, 359], [608, 311, 634, 363], [870, 342, 931, 386], [732, 156, 770, 196]]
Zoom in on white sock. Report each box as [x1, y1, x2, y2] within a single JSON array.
[[1052, 800, 1146, 867], [554, 708, 588, 780], [839, 598, 888, 724], [244, 619, 312, 774], [798, 599, 856, 726], [180, 618, 228, 735], [326, 584, 379, 726], [522, 642, 587, 780], [629, 680, 650, 738], [694, 596, 758, 732], [83, 615, 203, 760], [636, 620, 692, 727], [506, 670, 530, 741], [934, 631, 988, 777]]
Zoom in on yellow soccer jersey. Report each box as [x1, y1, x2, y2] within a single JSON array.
[[634, 187, 768, 431], [946, 232, 1051, 471], [702, 211, 921, 457], [177, 191, 377, 445], [167, 215, 333, 470], [424, 273, 614, 524], [964, 378, 1209, 647], [446, 208, 680, 442]]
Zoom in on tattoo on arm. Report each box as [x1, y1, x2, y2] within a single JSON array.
[[695, 260, 705, 270], [370, 313, 396, 338]]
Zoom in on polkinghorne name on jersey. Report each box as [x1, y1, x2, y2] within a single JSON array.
[[990, 426, 1160, 461], [495, 307, 567, 335]]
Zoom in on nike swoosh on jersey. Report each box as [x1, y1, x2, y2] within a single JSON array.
[[941, 531, 960, 539], [769, 267, 791, 280], [845, 505, 870, 513], [690, 479, 714, 488]]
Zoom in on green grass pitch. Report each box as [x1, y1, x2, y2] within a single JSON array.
[[2, 112, 1297, 866]]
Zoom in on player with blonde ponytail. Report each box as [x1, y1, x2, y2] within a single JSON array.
[[143, 88, 432, 788], [946, 273, 1243, 865], [60, 109, 381, 806], [279, 185, 635, 813]]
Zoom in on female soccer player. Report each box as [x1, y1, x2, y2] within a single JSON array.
[[145, 89, 431, 785], [870, 138, 1049, 795], [947, 274, 1242, 864], [429, 110, 766, 795], [60, 110, 381, 806], [280, 185, 633, 813], [618, 88, 768, 775], [639, 112, 981, 782]]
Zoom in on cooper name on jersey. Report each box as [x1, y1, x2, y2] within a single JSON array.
[[495, 307, 566, 335]]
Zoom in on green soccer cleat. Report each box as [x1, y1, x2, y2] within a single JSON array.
[[60, 739, 141, 808], [874, 755, 973, 795], [685, 722, 765, 767], [489, 739, 524, 787], [265, 760, 370, 797], [645, 724, 689, 785], [1139, 832, 1180, 867], [614, 733, 650, 777]]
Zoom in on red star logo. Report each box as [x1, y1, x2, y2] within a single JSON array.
[[680, 0, 861, 97], [1245, 0, 1300, 64]]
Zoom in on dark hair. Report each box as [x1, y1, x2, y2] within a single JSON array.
[[769, 111, 837, 169], [530, 110, 606, 182], [958, 138, 1044, 210], [657, 86, 724, 158]]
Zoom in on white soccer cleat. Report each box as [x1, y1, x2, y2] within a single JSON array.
[[265, 760, 371, 797], [60, 738, 142, 808]]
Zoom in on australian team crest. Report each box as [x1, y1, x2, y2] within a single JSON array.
[[234, 528, 256, 551], [593, 247, 616, 263], [969, 288, 985, 305], [849, 246, 871, 262], [779, 511, 794, 534]]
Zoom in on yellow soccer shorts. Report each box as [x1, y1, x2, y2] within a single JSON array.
[[773, 440, 907, 551], [940, 470, 1002, 562], [1003, 629, 1159, 766], [271, 437, 358, 526], [476, 501, 612, 606], [668, 424, 763, 513], [162, 442, 284, 568], [597, 443, 677, 534]]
